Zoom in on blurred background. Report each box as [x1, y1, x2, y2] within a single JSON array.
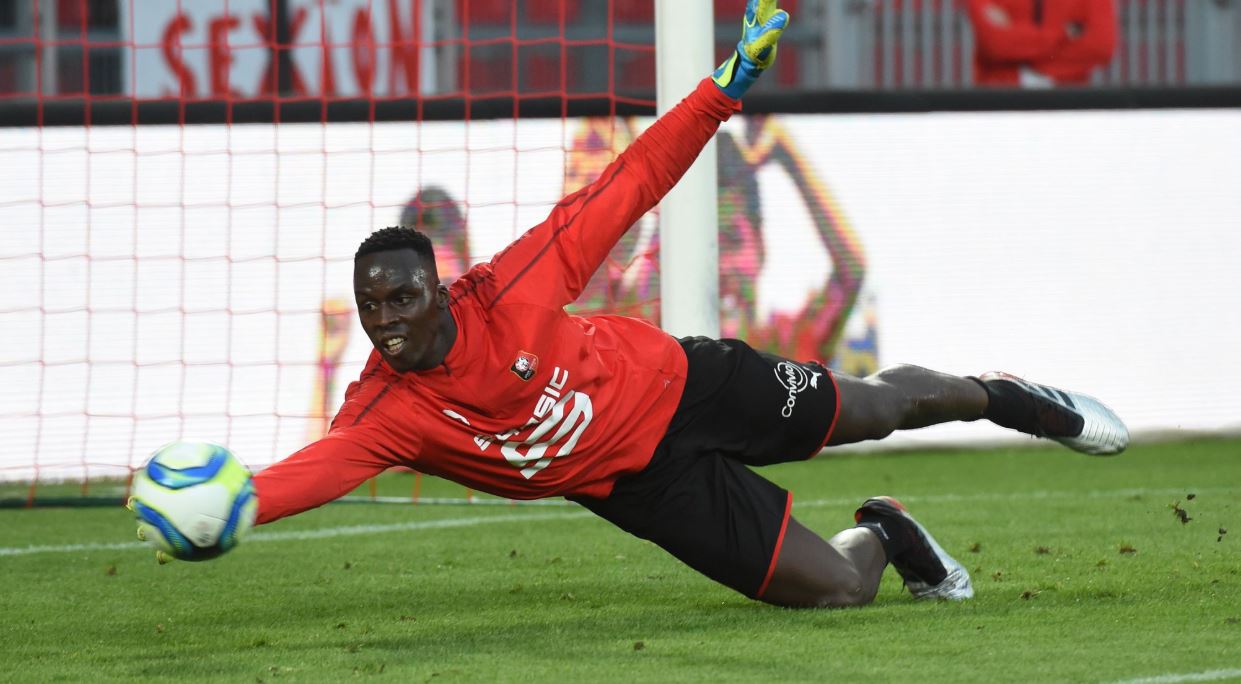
[[1, 0, 1240, 99], [1, 0, 1239, 502]]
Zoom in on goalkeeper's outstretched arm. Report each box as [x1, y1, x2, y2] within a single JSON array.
[[483, 0, 791, 309], [250, 434, 396, 524]]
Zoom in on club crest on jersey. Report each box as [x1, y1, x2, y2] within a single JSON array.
[[511, 351, 539, 381]]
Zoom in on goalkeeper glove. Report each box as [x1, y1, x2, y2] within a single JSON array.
[[128, 496, 176, 564], [712, 0, 791, 100]]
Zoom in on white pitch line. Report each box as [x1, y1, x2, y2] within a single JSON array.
[[0, 510, 592, 558], [0, 540, 152, 556], [253, 510, 592, 542], [1107, 668, 1241, 684], [2, 485, 1236, 558]]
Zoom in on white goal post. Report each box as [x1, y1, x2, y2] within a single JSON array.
[[656, 1, 721, 339]]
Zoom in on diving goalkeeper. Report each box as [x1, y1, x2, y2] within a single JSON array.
[[152, 0, 1130, 608]]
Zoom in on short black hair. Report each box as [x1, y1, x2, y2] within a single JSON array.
[[355, 226, 436, 266]]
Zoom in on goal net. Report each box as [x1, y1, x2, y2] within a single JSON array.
[[0, 0, 672, 505]]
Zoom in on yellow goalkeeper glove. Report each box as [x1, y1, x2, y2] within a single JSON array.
[[128, 496, 176, 564], [712, 0, 791, 99]]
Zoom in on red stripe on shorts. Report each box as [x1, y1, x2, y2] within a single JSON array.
[[808, 370, 842, 457], [755, 491, 794, 599]]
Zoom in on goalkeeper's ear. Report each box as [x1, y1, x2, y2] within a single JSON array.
[[712, 0, 791, 100]]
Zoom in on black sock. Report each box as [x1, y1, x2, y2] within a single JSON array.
[[968, 376, 1038, 434], [855, 517, 909, 563], [968, 376, 1083, 438]]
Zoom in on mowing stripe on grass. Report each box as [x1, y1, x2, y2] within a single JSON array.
[[337, 485, 1235, 509], [1108, 668, 1241, 684], [797, 486, 1239, 509], [3, 485, 1236, 559]]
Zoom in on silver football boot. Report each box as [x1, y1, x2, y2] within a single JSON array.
[[978, 371, 1129, 456], [856, 496, 974, 601]]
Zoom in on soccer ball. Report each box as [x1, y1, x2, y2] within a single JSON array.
[[129, 440, 258, 562]]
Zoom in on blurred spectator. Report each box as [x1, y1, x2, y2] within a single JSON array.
[[967, 0, 1117, 87], [399, 187, 470, 281]]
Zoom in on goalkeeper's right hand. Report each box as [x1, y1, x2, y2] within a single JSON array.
[[712, 0, 791, 100], [127, 496, 175, 564]]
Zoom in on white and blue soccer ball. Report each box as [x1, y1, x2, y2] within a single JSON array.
[[129, 440, 258, 562]]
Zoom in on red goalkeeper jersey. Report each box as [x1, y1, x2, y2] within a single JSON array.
[[255, 79, 741, 524]]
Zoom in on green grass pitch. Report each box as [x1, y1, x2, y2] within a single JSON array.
[[3, 438, 1239, 683]]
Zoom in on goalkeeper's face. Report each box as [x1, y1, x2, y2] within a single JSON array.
[[354, 249, 453, 373]]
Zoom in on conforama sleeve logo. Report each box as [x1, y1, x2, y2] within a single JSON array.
[[774, 361, 822, 418]]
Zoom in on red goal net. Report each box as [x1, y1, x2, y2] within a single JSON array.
[[0, 0, 663, 505]]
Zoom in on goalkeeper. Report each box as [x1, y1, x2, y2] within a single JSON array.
[[149, 0, 1128, 608]]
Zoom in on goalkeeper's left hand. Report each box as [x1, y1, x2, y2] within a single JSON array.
[[712, 0, 791, 100]]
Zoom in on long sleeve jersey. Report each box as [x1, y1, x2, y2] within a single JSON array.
[[254, 79, 741, 524]]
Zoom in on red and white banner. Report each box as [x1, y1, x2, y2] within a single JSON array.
[[125, 0, 432, 98]]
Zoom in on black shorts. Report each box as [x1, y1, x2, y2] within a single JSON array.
[[569, 337, 841, 599]]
